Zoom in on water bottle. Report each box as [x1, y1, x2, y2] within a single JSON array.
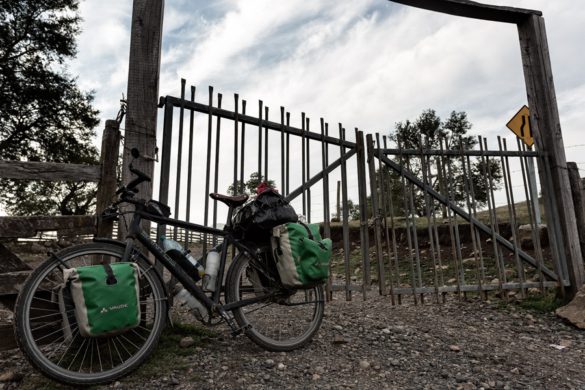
[[202, 250, 220, 292], [175, 288, 209, 322], [160, 236, 205, 281]]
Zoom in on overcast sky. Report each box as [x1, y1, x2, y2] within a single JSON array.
[[68, 0, 585, 222]]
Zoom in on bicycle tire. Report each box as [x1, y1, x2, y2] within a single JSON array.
[[225, 252, 324, 352], [14, 242, 167, 386]]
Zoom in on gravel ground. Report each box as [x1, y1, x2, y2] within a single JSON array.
[[1, 293, 584, 390]]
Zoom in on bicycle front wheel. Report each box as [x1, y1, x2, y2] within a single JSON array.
[[225, 252, 324, 352], [14, 242, 168, 386]]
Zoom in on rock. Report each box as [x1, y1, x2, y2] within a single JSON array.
[[333, 335, 349, 344], [333, 325, 343, 331], [449, 345, 461, 352], [0, 371, 23, 383], [315, 366, 326, 375], [359, 360, 370, 369], [264, 359, 276, 369], [381, 328, 391, 335], [312, 374, 321, 381], [179, 336, 195, 348], [277, 363, 286, 370], [556, 286, 585, 328]]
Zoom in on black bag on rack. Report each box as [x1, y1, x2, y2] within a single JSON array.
[[232, 189, 298, 236]]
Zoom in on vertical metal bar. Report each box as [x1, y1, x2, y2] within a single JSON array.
[[366, 133, 386, 296], [301, 113, 306, 217], [306, 117, 312, 223], [264, 106, 269, 180], [514, 139, 544, 293], [202, 86, 214, 255], [404, 140, 423, 303], [321, 118, 332, 301], [477, 137, 502, 299], [156, 100, 174, 247], [339, 125, 352, 301], [463, 142, 487, 297], [419, 135, 439, 303], [383, 136, 401, 304], [281, 107, 285, 192], [355, 130, 370, 299], [499, 137, 525, 298], [518, 139, 546, 290], [483, 138, 506, 288], [173, 79, 186, 241], [286, 112, 291, 196], [240, 100, 246, 194], [539, 149, 568, 289], [185, 85, 196, 246], [212, 93, 223, 246], [258, 100, 263, 178], [442, 138, 463, 299], [456, 139, 475, 294], [434, 148, 449, 301], [233, 94, 239, 194], [397, 136, 418, 305]]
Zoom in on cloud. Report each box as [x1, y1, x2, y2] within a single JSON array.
[[68, 0, 585, 219]]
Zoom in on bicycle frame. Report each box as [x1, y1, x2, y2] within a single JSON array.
[[120, 204, 272, 333]]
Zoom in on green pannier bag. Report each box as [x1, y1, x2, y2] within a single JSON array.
[[63, 262, 141, 338], [271, 222, 332, 288]]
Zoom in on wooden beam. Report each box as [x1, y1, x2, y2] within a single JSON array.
[[0, 161, 101, 182], [518, 15, 585, 295], [121, 0, 164, 239], [0, 216, 96, 238], [389, 0, 541, 24]]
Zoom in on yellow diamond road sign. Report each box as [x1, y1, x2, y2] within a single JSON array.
[[506, 105, 534, 147]]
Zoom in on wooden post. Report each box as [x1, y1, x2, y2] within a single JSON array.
[[96, 120, 121, 238], [518, 15, 585, 295], [567, 162, 585, 268], [120, 0, 164, 238]]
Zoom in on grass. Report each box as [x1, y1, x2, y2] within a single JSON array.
[[517, 291, 565, 313], [328, 198, 545, 230]]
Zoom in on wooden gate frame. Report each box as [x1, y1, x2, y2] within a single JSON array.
[[0, 120, 121, 295], [389, 0, 585, 296], [127, 0, 584, 296]]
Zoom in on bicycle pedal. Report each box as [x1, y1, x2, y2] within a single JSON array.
[[231, 324, 251, 337]]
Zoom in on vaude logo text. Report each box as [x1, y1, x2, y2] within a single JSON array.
[[100, 303, 129, 315]]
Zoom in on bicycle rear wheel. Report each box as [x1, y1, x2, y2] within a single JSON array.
[[225, 252, 324, 352], [14, 242, 167, 386]]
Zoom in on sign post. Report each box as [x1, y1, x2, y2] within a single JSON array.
[[506, 105, 541, 224]]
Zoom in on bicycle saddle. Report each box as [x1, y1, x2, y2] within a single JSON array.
[[209, 193, 249, 208]]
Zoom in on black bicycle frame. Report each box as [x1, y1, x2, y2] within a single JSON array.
[[120, 206, 270, 324]]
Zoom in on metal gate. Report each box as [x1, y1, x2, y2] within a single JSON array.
[[365, 133, 568, 303], [156, 80, 374, 300], [156, 80, 569, 302]]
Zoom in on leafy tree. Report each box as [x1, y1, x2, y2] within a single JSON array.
[[0, 0, 100, 215], [228, 172, 276, 196], [382, 109, 502, 217]]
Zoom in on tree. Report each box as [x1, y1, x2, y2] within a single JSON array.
[[0, 0, 100, 215], [228, 172, 276, 196], [383, 109, 502, 217]]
